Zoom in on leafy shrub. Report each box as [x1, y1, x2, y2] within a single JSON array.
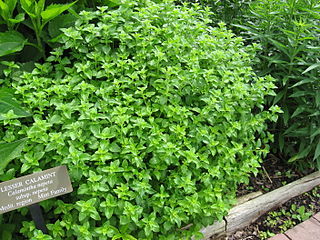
[[2, 0, 279, 239], [234, 0, 320, 169]]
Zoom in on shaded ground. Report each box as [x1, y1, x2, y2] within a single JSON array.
[[237, 154, 312, 197], [227, 155, 319, 240]]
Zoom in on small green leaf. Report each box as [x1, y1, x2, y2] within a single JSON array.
[[123, 234, 137, 240], [0, 138, 27, 171], [35, 0, 45, 16], [90, 211, 101, 221], [8, 13, 25, 23], [0, 31, 26, 57], [109, 142, 121, 153]]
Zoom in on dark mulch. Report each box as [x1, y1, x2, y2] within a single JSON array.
[[226, 155, 319, 240], [237, 154, 313, 197], [228, 187, 320, 240]]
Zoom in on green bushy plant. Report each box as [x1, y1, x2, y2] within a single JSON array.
[[2, 0, 279, 239], [234, 0, 320, 169]]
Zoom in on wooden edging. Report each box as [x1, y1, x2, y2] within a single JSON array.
[[197, 171, 320, 239]]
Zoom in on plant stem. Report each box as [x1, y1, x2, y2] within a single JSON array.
[[31, 17, 46, 59], [25, 42, 43, 52]]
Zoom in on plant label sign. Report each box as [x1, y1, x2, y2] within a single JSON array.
[[0, 166, 73, 214]]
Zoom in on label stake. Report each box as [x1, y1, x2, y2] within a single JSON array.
[[28, 203, 48, 234]]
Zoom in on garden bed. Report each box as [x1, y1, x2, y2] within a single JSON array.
[[228, 186, 320, 239], [200, 157, 320, 240]]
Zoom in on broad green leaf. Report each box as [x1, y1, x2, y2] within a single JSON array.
[[41, 1, 77, 24], [314, 140, 320, 161], [0, 31, 26, 57], [48, 13, 77, 39], [0, 138, 27, 171], [5, 0, 17, 14], [0, 89, 31, 120]]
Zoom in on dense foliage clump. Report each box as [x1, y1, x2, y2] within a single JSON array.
[[1, 0, 279, 239], [234, 0, 320, 169]]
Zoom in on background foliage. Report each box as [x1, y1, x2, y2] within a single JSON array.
[[233, 0, 320, 169], [180, 0, 320, 169], [175, 0, 254, 26], [1, 0, 278, 239], [0, 0, 78, 62]]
